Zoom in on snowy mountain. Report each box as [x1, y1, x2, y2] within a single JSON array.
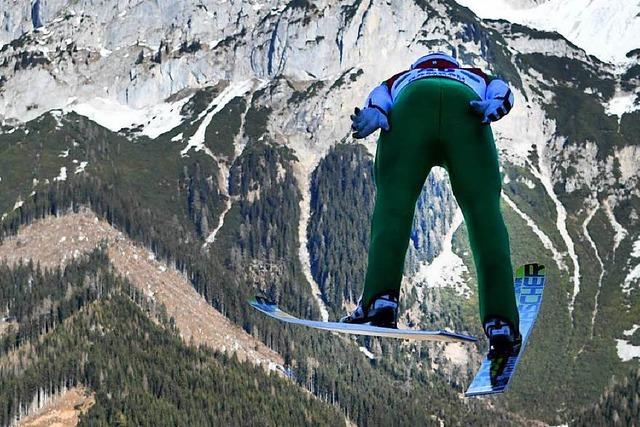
[[455, 0, 640, 65], [1, 0, 639, 425]]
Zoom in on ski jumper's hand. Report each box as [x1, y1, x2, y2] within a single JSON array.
[[351, 107, 390, 139], [351, 84, 393, 139], [470, 79, 514, 124]]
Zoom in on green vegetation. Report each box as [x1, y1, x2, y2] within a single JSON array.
[[244, 89, 273, 141], [1, 0, 639, 417], [571, 368, 640, 426], [329, 68, 363, 91], [621, 111, 640, 145], [308, 143, 374, 312], [0, 99, 530, 425], [516, 53, 615, 99], [206, 97, 246, 158], [288, 81, 327, 105], [550, 88, 618, 152], [0, 253, 341, 426], [0, 248, 117, 356], [184, 161, 226, 238]]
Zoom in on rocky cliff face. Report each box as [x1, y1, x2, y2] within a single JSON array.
[[1, 0, 639, 424]]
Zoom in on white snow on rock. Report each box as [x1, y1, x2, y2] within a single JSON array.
[[603, 198, 628, 252], [519, 177, 535, 189], [632, 238, 640, 258], [624, 237, 640, 295], [606, 92, 640, 119], [455, 0, 640, 64], [65, 94, 193, 139], [358, 346, 375, 360], [181, 80, 254, 158], [616, 325, 640, 362], [13, 199, 24, 211], [624, 325, 640, 337], [74, 161, 88, 174], [412, 209, 470, 297], [53, 167, 67, 182]]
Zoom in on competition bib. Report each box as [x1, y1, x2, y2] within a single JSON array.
[[390, 68, 487, 101]]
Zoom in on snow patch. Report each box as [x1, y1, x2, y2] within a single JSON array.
[[624, 325, 640, 337], [412, 209, 470, 297], [605, 93, 640, 119], [519, 177, 535, 189], [632, 238, 640, 258], [58, 149, 69, 158], [616, 332, 640, 362], [624, 264, 640, 295], [455, 0, 640, 64], [603, 198, 627, 252], [358, 346, 375, 360], [53, 167, 67, 182], [13, 199, 24, 211], [74, 161, 88, 174], [66, 94, 194, 139], [181, 80, 254, 158], [624, 239, 640, 294]]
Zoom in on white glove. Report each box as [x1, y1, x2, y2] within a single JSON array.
[[350, 107, 390, 139], [470, 79, 514, 124]]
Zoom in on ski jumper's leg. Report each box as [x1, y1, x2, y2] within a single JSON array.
[[438, 78, 519, 330], [361, 80, 440, 308]]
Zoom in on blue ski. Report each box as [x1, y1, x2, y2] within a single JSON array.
[[465, 263, 546, 397], [249, 297, 477, 343]]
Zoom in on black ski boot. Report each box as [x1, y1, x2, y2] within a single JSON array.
[[484, 317, 522, 358], [340, 293, 398, 328]]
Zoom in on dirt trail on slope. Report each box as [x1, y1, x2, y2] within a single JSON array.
[[17, 387, 94, 427], [0, 209, 284, 369]]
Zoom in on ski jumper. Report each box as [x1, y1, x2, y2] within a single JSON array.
[[360, 54, 519, 330]]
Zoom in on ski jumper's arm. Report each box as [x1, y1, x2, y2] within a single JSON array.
[[364, 83, 394, 117], [350, 83, 393, 139], [471, 77, 515, 124]]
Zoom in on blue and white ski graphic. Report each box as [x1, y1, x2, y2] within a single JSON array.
[[465, 263, 546, 397], [249, 297, 477, 343]]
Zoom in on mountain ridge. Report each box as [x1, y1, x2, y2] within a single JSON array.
[[0, 0, 639, 424]]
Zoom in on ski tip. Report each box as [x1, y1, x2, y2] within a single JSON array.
[[248, 295, 278, 313], [515, 263, 545, 279], [438, 330, 478, 343]]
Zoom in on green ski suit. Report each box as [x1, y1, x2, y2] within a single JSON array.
[[361, 76, 519, 330]]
